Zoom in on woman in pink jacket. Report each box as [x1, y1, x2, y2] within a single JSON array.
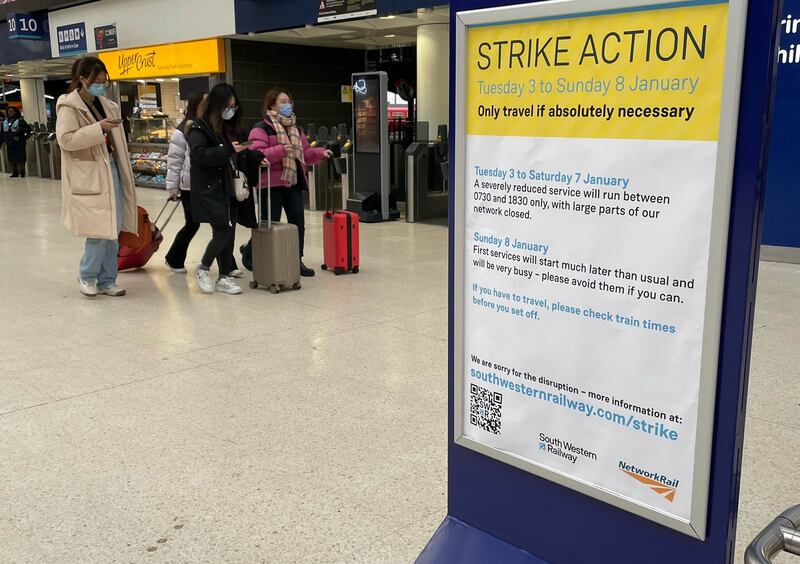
[[242, 89, 331, 277]]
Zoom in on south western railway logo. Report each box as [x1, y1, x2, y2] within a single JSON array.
[[619, 461, 679, 503]]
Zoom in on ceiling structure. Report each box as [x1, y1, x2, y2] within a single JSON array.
[[0, 6, 449, 80], [237, 6, 448, 49], [0, 56, 77, 80]]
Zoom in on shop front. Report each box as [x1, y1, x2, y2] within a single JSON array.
[[98, 38, 226, 189]]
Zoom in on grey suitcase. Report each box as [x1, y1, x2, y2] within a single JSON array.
[[248, 164, 301, 293]]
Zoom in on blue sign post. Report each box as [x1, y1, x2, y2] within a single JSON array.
[[56, 21, 86, 56], [418, 0, 780, 562]]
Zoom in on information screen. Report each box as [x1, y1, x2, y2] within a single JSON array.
[[455, 0, 743, 538], [353, 74, 381, 154]]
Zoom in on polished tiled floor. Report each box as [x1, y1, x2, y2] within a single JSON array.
[[0, 174, 798, 563]]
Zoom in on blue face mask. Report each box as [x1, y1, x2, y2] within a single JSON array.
[[278, 103, 293, 118], [87, 83, 106, 97]]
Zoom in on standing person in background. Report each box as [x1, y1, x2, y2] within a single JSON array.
[[1, 107, 32, 178], [56, 56, 138, 297], [188, 83, 262, 295], [164, 91, 205, 273], [243, 89, 332, 277]]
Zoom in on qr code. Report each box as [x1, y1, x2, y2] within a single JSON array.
[[470, 383, 502, 434]]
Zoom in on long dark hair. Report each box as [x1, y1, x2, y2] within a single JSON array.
[[263, 88, 292, 115], [185, 91, 204, 121], [69, 56, 108, 93], [200, 83, 241, 135]]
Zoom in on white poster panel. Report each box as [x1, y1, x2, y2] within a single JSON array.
[[454, 0, 748, 538]]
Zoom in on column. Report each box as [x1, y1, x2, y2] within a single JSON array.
[[416, 23, 449, 138], [20, 78, 47, 126]]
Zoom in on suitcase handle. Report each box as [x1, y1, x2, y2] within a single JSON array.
[[152, 198, 180, 233], [255, 162, 272, 229]]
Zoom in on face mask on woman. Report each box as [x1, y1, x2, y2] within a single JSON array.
[[221, 107, 236, 121], [87, 83, 106, 97], [278, 103, 293, 118]]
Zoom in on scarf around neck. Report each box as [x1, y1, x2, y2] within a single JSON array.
[[267, 110, 303, 186]]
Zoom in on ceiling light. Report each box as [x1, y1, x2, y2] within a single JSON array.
[[384, 34, 396, 38], [380, 15, 396, 20], [156, 78, 165, 82]]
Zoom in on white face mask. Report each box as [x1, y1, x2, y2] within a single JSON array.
[[221, 107, 236, 121]]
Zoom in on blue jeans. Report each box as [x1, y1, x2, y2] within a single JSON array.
[[79, 156, 124, 287]]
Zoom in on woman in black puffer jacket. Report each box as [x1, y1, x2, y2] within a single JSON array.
[[188, 83, 263, 295]]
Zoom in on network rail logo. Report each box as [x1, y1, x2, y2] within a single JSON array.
[[619, 461, 680, 503]]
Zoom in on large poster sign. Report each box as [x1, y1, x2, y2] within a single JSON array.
[[455, 0, 743, 538]]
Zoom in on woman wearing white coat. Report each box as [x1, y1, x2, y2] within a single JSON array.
[[164, 92, 204, 273]]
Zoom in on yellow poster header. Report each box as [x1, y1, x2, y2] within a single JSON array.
[[466, 3, 729, 141], [100, 38, 226, 81]]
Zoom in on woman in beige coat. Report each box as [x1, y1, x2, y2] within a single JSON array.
[[57, 56, 137, 297]]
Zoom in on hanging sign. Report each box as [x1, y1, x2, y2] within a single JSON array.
[[94, 23, 118, 50], [318, 0, 377, 22], [56, 21, 86, 56], [7, 12, 46, 40], [99, 38, 226, 80], [455, 0, 744, 538]]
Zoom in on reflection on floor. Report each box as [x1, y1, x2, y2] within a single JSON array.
[[0, 175, 796, 563]]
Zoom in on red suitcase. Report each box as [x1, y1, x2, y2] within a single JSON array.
[[321, 210, 360, 275], [118, 199, 179, 271]]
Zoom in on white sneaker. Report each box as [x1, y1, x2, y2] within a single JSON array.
[[228, 269, 244, 278], [78, 277, 97, 297], [98, 284, 126, 296], [195, 267, 214, 294], [166, 259, 187, 274], [215, 276, 242, 295]]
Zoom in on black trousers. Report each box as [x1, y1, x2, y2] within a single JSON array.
[[243, 183, 305, 260], [9, 161, 25, 176], [165, 191, 200, 268], [201, 199, 239, 277]]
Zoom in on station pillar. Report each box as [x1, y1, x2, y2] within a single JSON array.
[[417, 23, 449, 136], [20, 79, 47, 125]]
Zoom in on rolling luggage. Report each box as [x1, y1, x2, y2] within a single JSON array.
[[117, 199, 179, 271], [321, 210, 360, 275], [321, 154, 360, 275], [248, 164, 301, 293]]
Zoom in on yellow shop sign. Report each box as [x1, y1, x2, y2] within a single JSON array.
[[100, 38, 225, 80]]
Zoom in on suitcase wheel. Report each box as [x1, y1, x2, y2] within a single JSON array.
[[249, 281, 258, 290], [321, 264, 327, 270], [334, 268, 344, 276], [268, 285, 280, 294], [292, 282, 301, 290], [352, 266, 359, 274]]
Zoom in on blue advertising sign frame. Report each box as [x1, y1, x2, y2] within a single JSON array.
[[417, 0, 780, 562], [762, 0, 800, 252]]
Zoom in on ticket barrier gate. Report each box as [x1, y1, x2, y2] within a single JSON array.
[[405, 126, 449, 223], [34, 131, 53, 178], [0, 144, 8, 173], [23, 123, 48, 177], [746, 504, 800, 563], [48, 134, 62, 180], [306, 124, 349, 211]]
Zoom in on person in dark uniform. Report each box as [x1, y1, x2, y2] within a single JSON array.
[[1, 107, 32, 178]]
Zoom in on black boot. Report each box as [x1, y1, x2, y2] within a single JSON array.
[[9, 164, 18, 178], [300, 262, 315, 277], [240, 244, 253, 271]]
